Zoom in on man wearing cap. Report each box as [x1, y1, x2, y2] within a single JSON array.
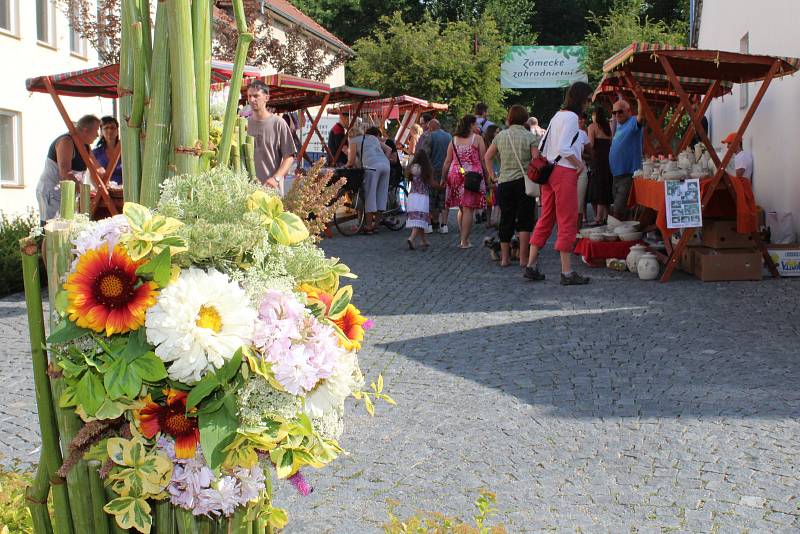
[[608, 98, 644, 219], [721, 132, 753, 181]]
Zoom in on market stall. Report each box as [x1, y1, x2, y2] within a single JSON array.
[[593, 71, 732, 157], [332, 95, 448, 149], [25, 60, 263, 217], [601, 42, 799, 282]]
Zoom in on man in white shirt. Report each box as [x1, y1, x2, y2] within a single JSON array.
[[721, 132, 753, 180]]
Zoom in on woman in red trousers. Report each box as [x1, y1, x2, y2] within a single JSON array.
[[524, 82, 593, 286]]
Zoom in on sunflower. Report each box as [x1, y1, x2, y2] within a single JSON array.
[[138, 389, 199, 459], [64, 244, 158, 336], [145, 267, 257, 384], [333, 304, 368, 351]]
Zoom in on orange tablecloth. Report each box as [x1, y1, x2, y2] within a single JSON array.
[[628, 177, 757, 240]]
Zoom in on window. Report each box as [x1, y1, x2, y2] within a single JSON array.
[[70, 24, 86, 56], [0, 110, 21, 185], [36, 0, 56, 46], [0, 0, 17, 35], [740, 33, 749, 109]]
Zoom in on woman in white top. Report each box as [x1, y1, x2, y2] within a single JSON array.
[[524, 82, 594, 286]]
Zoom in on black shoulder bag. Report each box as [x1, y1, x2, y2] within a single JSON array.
[[452, 139, 483, 193]]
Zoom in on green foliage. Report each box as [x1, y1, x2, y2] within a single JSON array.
[[350, 12, 509, 120], [582, 0, 687, 84], [384, 489, 506, 533], [0, 211, 38, 297], [424, 0, 537, 45], [0, 466, 41, 533]]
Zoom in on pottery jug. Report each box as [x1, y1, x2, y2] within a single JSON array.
[[626, 244, 647, 273], [637, 252, 660, 280]]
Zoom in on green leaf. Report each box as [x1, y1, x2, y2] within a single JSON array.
[[58, 357, 86, 379], [123, 202, 151, 230], [76, 371, 105, 416], [199, 408, 237, 474], [59, 385, 78, 407], [54, 289, 69, 314], [120, 329, 152, 363], [47, 319, 90, 344], [104, 358, 141, 399], [186, 373, 220, 411], [327, 285, 353, 319], [135, 247, 171, 287], [215, 348, 243, 384], [93, 398, 129, 420], [104, 496, 152, 534], [129, 352, 167, 382]]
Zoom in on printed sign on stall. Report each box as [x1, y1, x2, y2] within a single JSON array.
[[501, 46, 588, 89], [665, 179, 703, 229], [299, 116, 340, 155]]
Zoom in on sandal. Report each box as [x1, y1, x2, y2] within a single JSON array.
[[458, 243, 474, 249], [406, 238, 415, 250]]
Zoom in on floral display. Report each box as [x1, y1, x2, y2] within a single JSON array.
[[44, 169, 392, 532]]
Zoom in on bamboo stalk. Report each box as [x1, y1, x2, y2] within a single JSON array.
[[26, 461, 54, 534], [227, 509, 248, 534], [120, 0, 140, 203], [88, 465, 111, 534], [20, 237, 75, 534], [231, 122, 241, 173], [105, 487, 129, 534], [43, 217, 94, 533], [79, 183, 90, 214], [125, 0, 146, 129], [59, 180, 75, 220], [192, 0, 211, 170], [197, 515, 214, 534], [166, 0, 200, 176], [140, 0, 153, 92], [176, 507, 198, 534], [237, 117, 249, 177], [245, 135, 256, 178], [139, 1, 172, 207], [216, 0, 253, 167], [155, 500, 177, 534], [253, 517, 266, 534]]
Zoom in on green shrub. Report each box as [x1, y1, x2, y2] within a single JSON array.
[[0, 211, 38, 297], [0, 466, 36, 533], [384, 490, 507, 534]]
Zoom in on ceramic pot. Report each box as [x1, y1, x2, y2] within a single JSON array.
[[637, 252, 660, 280], [626, 244, 647, 273]]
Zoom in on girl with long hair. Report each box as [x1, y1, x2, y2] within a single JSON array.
[[404, 150, 438, 250]]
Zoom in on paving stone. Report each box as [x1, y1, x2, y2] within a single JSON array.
[[1, 219, 799, 532]]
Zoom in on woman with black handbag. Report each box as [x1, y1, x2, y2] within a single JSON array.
[[441, 114, 488, 249], [524, 82, 593, 286]]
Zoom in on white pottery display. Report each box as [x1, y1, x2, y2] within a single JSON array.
[[665, 160, 678, 172], [694, 143, 705, 162], [602, 232, 619, 241], [637, 252, 660, 280], [588, 233, 604, 242], [620, 231, 643, 242], [626, 244, 647, 273], [677, 151, 692, 171], [664, 170, 685, 181], [643, 161, 654, 178]]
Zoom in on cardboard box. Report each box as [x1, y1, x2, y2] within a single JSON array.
[[693, 247, 763, 282], [701, 219, 755, 249], [767, 244, 800, 277], [680, 246, 701, 274]]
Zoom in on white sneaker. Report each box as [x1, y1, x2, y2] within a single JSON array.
[[439, 224, 449, 234], [424, 224, 433, 234]]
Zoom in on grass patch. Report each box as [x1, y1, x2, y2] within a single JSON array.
[[384, 490, 507, 533]]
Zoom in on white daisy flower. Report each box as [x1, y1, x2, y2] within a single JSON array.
[[145, 267, 257, 384], [304, 351, 363, 418]]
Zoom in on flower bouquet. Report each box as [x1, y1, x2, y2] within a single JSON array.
[[21, 169, 392, 533]]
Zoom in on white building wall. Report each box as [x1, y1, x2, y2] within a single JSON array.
[[697, 0, 800, 235], [0, 1, 112, 218]]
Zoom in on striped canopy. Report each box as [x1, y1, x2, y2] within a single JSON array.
[[242, 74, 331, 113], [26, 60, 264, 99], [603, 43, 800, 84], [593, 72, 733, 103], [331, 95, 448, 115]]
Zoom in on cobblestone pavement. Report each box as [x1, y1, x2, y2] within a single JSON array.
[[2, 217, 800, 533]]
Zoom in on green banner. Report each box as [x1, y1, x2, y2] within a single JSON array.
[[501, 46, 588, 89]]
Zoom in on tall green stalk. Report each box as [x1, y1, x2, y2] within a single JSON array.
[[120, 0, 140, 202], [25, 456, 54, 534], [20, 236, 75, 534], [59, 180, 75, 220], [88, 466, 111, 534], [245, 135, 256, 178], [140, 0, 153, 91], [139, 0, 172, 207], [231, 122, 241, 173], [192, 0, 212, 170], [166, 0, 200, 176], [155, 500, 177, 534], [79, 183, 90, 214], [176, 508, 198, 534], [217, 0, 253, 167]]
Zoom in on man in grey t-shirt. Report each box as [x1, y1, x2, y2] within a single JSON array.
[[246, 80, 297, 192]]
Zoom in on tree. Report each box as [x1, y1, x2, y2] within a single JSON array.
[[54, 0, 121, 64], [582, 0, 687, 84], [350, 12, 508, 121], [212, 9, 348, 81]]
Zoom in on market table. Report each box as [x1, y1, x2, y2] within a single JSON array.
[[602, 42, 799, 281], [574, 238, 644, 266], [628, 177, 757, 245]]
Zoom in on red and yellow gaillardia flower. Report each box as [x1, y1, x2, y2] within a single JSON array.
[[138, 389, 199, 459], [297, 284, 367, 351], [64, 244, 158, 336]]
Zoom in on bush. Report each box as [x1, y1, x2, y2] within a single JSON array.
[[0, 465, 37, 533], [384, 490, 507, 534], [0, 211, 38, 298]]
